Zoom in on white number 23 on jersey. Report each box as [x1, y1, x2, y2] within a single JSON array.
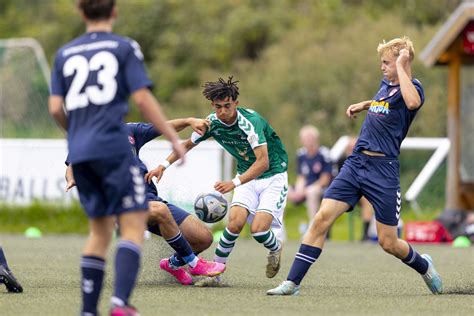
[[63, 51, 118, 111]]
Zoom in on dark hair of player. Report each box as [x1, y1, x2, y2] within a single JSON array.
[[202, 76, 240, 101], [77, 0, 115, 21]]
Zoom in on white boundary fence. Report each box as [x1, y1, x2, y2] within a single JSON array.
[[330, 136, 450, 211], [0, 138, 233, 208]]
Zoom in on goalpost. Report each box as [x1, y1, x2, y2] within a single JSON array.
[[0, 38, 233, 208], [0, 38, 59, 139]]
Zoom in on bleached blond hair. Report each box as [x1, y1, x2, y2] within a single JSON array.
[[377, 36, 415, 62]]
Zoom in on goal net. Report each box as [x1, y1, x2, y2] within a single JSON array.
[[0, 38, 61, 138]]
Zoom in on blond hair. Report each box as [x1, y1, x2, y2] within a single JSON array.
[[299, 125, 319, 139], [377, 36, 415, 62]]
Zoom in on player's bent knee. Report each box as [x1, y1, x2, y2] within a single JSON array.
[[378, 237, 398, 254], [312, 212, 331, 233], [227, 222, 244, 235], [148, 202, 173, 224], [180, 217, 213, 252]]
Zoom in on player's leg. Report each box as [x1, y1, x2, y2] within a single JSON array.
[[147, 200, 223, 282], [194, 205, 248, 287], [376, 222, 443, 294], [267, 198, 350, 295], [364, 157, 442, 294], [81, 216, 116, 315], [359, 196, 373, 241], [250, 212, 283, 278], [268, 159, 362, 295], [111, 210, 148, 308], [179, 215, 213, 254], [148, 201, 198, 266], [214, 205, 249, 264], [72, 161, 117, 315], [0, 246, 23, 293], [305, 183, 323, 220], [251, 172, 288, 278]]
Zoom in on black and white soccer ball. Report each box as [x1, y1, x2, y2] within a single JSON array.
[[194, 192, 228, 223]]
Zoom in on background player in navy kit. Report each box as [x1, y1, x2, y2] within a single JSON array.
[[268, 36, 443, 296], [287, 125, 332, 223], [65, 118, 225, 286], [48, 1, 185, 315], [0, 246, 23, 293]]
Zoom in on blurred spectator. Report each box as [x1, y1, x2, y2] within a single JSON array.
[[334, 136, 374, 241], [437, 210, 474, 242], [288, 125, 332, 223]]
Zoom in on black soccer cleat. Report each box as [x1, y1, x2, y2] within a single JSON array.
[[0, 265, 23, 293]]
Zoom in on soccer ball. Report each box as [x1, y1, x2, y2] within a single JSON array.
[[194, 192, 228, 223]]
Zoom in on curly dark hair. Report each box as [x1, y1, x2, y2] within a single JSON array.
[[78, 0, 115, 21], [202, 76, 240, 101]]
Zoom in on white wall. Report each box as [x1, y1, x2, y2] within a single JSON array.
[[0, 139, 231, 208]]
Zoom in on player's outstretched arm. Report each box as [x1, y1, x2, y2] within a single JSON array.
[[167, 118, 210, 135], [132, 88, 186, 163], [396, 48, 421, 110], [65, 164, 76, 192], [346, 100, 372, 118], [144, 138, 197, 184], [48, 96, 68, 131], [214, 145, 269, 194]]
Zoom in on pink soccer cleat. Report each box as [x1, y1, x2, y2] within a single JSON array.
[[188, 258, 226, 277], [110, 305, 140, 316], [159, 258, 193, 285]]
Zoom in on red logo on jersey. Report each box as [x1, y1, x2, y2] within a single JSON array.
[[388, 88, 398, 97]]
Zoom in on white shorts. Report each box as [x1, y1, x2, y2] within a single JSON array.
[[231, 172, 288, 230]]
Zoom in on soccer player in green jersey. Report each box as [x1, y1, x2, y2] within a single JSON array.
[[145, 77, 289, 286]]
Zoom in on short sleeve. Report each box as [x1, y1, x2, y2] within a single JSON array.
[[124, 40, 153, 93], [132, 123, 161, 149], [320, 147, 333, 174], [239, 114, 266, 149], [296, 153, 304, 175], [191, 130, 211, 144], [414, 79, 425, 107]]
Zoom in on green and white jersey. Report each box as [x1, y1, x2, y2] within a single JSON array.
[[191, 107, 288, 179]]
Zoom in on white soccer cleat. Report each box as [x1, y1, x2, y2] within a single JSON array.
[[266, 246, 282, 278], [194, 275, 223, 287], [421, 254, 443, 294], [266, 280, 300, 296]]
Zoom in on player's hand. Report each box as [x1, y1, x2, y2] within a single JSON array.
[[214, 181, 235, 194], [396, 48, 410, 69], [65, 178, 76, 192], [171, 139, 186, 166], [189, 118, 210, 136], [145, 165, 165, 184], [346, 102, 365, 118]]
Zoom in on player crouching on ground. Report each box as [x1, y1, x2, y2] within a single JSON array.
[[267, 36, 443, 296], [146, 77, 289, 286], [65, 118, 225, 286]]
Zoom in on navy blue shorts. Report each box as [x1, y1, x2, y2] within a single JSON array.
[[72, 154, 148, 218], [324, 152, 401, 226], [146, 193, 191, 236]]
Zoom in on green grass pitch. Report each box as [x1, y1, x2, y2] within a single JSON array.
[[0, 234, 473, 315]]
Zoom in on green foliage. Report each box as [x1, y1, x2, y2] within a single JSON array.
[[0, 0, 459, 210], [0, 202, 88, 234]]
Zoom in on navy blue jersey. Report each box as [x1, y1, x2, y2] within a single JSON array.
[[354, 78, 424, 157], [296, 146, 332, 186], [126, 122, 160, 195], [50, 32, 153, 164]]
